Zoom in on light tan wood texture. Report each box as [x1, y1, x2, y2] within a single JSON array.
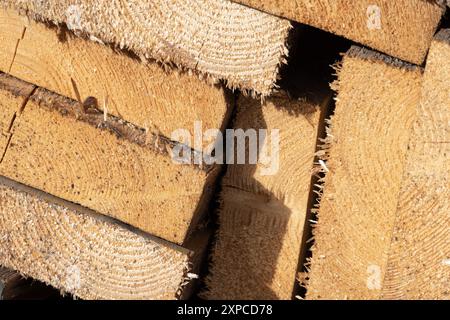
[[233, 0, 444, 64], [0, 176, 199, 300], [382, 29, 450, 300], [306, 47, 424, 299], [2, 0, 292, 95], [204, 92, 328, 299], [0, 9, 232, 151], [0, 73, 220, 244]]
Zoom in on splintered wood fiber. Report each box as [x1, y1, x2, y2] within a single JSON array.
[[233, 0, 444, 64], [306, 47, 424, 300], [0, 73, 219, 245], [3, 0, 292, 95], [0, 9, 232, 152], [0, 178, 193, 300], [382, 29, 450, 300], [204, 92, 328, 300]]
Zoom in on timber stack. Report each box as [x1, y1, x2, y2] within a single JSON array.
[[0, 0, 448, 300]]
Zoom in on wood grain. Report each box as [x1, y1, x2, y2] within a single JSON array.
[[382, 29, 450, 300], [233, 0, 444, 64], [0, 177, 196, 300], [205, 93, 328, 299], [0, 73, 219, 244], [307, 47, 423, 299], [1, 1, 291, 95], [0, 9, 232, 152]]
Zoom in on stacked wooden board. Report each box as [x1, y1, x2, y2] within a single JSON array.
[[381, 29, 450, 299], [232, 0, 445, 64], [0, 1, 246, 299], [204, 92, 330, 299], [306, 47, 424, 299], [0, 0, 448, 300], [0, 71, 216, 299], [307, 32, 450, 300], [1, 0, 292, 95], [0, 9, 233, 152], [0, 176, 211, 299]]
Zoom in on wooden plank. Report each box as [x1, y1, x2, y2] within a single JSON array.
[[0, 73, 220, 245], [306, 47, 423, 299], [234, 0, 444, 65], [0, 176, 203, 300], [382, 29, 450, 300], [2, 1, 291, 95], [204, 92, 328, 299], [0, 8, 233, 152]]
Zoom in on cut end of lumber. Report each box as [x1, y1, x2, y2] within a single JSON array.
[[204, 92, 327, 300], [0, 72, 219, 244], [306, 46, 423, 299], [233, 0, 444, 65], [0, 8, 233, 152], [3, 0, 292, 95], [381, 29, 450, 300], [0, 176, 199, 300]]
